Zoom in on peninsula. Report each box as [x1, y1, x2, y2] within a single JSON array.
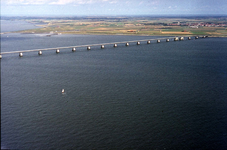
[[2, 16, 227, 37]]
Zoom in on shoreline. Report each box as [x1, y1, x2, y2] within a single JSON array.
[[1, 31, 227, 37], [1, 18, 226, 37]]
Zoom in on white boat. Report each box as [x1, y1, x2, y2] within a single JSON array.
[[62, 89, 65, 93]]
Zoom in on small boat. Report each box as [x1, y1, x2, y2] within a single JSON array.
[[62, 89, 65, 93]]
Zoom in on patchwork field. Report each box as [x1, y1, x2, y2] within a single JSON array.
[[11, 16, 227, 37], [161, 31, 192, 35]]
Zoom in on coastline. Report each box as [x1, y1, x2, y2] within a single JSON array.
[[1, 17, 226, 37], [2, 31, 227, 37]]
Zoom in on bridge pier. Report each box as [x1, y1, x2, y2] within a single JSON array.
[[38, 51, 42, 55], [72, 47, 76, 52], [56, 49, 60, 53], [157, 40, 160, 43], [137, 41, 140, 45], [126, 43, 129, 46], [19, 52, 23, 57], [87, 46, 91, 50], [166, 39, 170, 42], [101, 45, 105, 49], [147, 40, 150, 44], [114, 44, 117, 47], [174, 37, 179, 41]]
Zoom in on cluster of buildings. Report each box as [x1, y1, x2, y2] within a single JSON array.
[[168, 22, 227, 28]]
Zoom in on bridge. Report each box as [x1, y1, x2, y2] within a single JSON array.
[[0, 36, 208, 59]]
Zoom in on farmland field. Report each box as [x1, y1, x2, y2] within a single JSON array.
[[3, 16, 227, 37]]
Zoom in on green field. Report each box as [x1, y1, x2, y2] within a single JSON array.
[[11, 16, 227, 37]]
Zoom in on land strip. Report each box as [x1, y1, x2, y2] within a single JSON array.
[[2, 16, 227, 37]]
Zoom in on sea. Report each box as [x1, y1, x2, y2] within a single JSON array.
[[1, 20, 227, 149]]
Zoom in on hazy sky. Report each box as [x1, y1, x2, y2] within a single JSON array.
[[1, 0, 227, 16]]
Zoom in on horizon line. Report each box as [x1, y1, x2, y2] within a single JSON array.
[[1, 14, 227, 18]]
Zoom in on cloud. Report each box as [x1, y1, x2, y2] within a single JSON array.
[[139, 1, 144, 5], [49, 0, 75, 5], [4, 0, 48, 5], [150, 0, 160, 5], [109, 1, 118, 4], [2, 0, 115, 5]]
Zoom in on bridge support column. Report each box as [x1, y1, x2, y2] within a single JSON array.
[[147, 40, 150, 44], [174, 37, 179, 41], [137, 41, 140, 45], [72, 48, 76, 52], [56, 49, 60, 53], [114, 44, 117, 47], [101, 45, 105, 49], [38, 51, 42, 55], [19, 52, 23, 57], [87, 46, 91, 50], [126, 43, 129, 46]]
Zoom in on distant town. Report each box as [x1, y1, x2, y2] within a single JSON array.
[[168, 22, 227, 28], [2, 16, 227, 37]]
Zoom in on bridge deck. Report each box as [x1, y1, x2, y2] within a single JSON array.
[[0, 36, 202, 55]]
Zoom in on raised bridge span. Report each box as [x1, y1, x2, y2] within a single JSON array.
[[0, 36, 208, 59]]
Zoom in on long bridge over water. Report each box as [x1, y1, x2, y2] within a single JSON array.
[[0, 36, 208, 59]]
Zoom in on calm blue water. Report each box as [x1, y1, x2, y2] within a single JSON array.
[[1, 23, 227, 149], [1, 20, 41, 33]]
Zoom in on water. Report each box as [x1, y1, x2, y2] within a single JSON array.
[[1, 25, 227, 149], [1, 20, 41, 33]]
